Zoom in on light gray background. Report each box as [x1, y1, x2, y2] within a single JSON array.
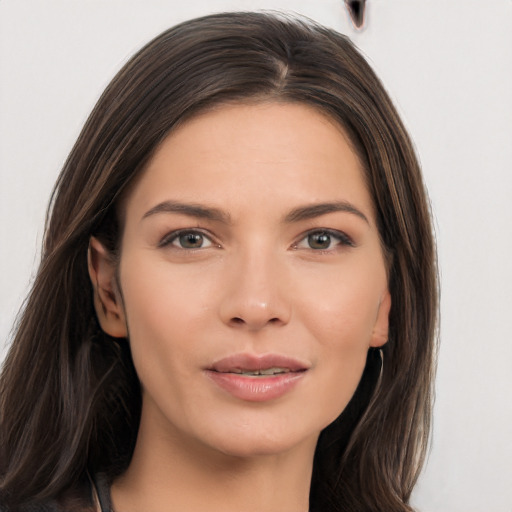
[[1, 1, 511, 511]]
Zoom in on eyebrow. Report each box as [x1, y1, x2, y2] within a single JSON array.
[[142, 200, 369, 225], [142, 200, 231, 223], [284, 202, 369, 224]]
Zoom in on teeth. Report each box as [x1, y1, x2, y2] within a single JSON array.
[[233, 367, 290, 376], [259, 367, 290, 375]]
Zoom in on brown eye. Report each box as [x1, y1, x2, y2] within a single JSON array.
[[177, 232, 205, 248], [294, 229, 354, 252], [161, 230, 214, 249], [308, 232, 332, 250]]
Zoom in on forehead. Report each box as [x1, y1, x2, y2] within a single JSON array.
[[123, 102, 375, 223]]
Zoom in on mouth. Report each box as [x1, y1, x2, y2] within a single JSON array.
[[205, 353, 309, 402], [218, 367, 299, 376], [208, 352, 310, 374]]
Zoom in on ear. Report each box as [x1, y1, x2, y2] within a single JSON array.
[[370, 290, 391, 348], [88, 237, 127, 338]]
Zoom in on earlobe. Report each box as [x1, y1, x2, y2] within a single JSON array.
[[370, 290, 391, 348], [88, 237, 127, 338]]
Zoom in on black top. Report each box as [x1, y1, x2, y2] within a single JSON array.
[[0, 474, 111, 512], [93, 474, 111, 512]]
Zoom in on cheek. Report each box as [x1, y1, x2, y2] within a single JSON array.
[[298, 267, 383, 347], [295, 267, 384, 418], [121, 255, 217, 328], [118, 258, 215, 380]]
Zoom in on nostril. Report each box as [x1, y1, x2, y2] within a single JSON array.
[[222, 298, 291, 329], [229, 316, 281, 327]]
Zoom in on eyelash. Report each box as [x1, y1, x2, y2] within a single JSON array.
[[292, 229, 355, 252], [159, 229, 217, 250], [159, 228, 354, 252]]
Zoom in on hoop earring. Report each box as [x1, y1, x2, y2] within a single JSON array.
[[374, 346, 384, 390], [315, 346, 384, 454]]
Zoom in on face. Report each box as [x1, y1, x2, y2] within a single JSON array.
[[91, 102, 390, 459]]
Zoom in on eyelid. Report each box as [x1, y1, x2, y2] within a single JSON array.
[[158, 228, 218, 249], [292, 228, 355, 251], [157, 227, 354, 251]]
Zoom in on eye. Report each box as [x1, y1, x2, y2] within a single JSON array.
[[160, 230, 214, 249], [294, 229, 354, 251]]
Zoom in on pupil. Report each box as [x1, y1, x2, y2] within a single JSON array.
[[180, 233, 203, 248], [309, 232, 331, 249]]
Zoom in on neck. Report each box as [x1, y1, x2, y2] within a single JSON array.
[[111, 404, 316, 512]]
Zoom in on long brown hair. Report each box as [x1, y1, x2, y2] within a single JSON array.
[[0, 12, 438, 511]]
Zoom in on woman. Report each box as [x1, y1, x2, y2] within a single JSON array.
[[0, 11, 437, 512]]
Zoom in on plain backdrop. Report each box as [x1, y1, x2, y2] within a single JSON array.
[[1, 1, 511, 511]]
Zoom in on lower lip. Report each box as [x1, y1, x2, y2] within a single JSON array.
[[205, 370, 306, 402]]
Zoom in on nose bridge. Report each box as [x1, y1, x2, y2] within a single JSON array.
[[219, 243, 291, 329]]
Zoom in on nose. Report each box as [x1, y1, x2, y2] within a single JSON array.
[[218, 250, 292, 331]]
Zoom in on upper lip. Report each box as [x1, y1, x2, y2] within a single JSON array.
[[208, 353, 310, 373]]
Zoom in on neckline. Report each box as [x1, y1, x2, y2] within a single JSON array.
[[91, 473, 113, 512]]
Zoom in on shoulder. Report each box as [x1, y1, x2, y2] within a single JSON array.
[[0, 500, 95, 512], [0, 499, 95, 512], [0, 476, 97, 512], [0, 501, 66, 512]]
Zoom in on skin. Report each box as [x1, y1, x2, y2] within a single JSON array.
[[88, 102, 391, 512]]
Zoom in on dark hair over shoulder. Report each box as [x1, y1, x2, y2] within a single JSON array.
[[0, 11, 438, 512]]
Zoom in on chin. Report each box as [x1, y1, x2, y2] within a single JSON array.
[[196, 419, 321, 460], [214, 439, 311, 460]]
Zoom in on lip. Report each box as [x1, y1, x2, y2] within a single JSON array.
[[209, 353, 310, 373], [205, 353, 310, 402]]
